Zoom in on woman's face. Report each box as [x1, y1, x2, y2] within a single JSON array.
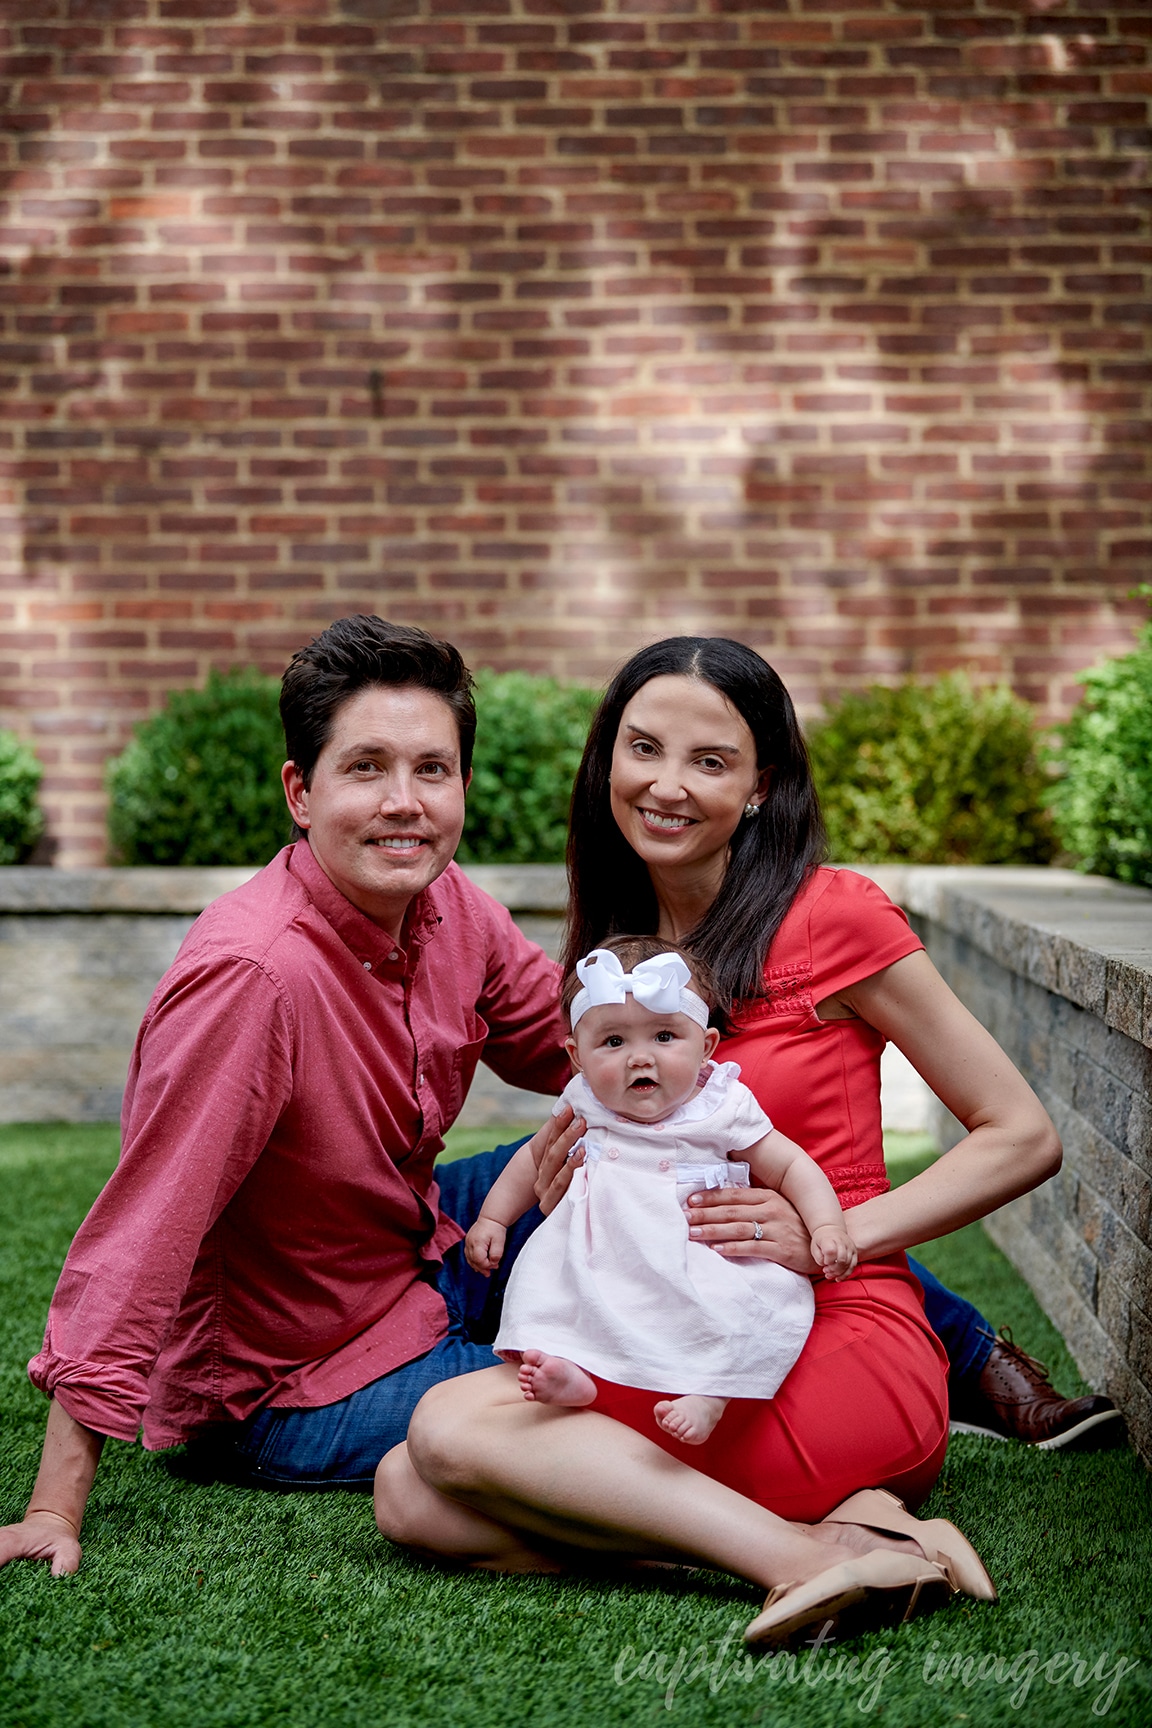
[[609, 674, 770, 881]]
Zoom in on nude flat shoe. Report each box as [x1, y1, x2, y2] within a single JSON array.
[[821, 1486, 997, 1602], [743, 1549, 953, 1650]]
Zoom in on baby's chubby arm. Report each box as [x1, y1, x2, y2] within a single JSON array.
[[743, 1131, 858, 1281], [463, 1143, 541, 1276]]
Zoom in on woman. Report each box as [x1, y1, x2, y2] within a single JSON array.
[[374, 638, 1059, 1644]]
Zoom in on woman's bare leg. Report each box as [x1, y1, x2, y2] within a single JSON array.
[[374, 1443, 563, 1573], [402, 1366, 862, 1592]]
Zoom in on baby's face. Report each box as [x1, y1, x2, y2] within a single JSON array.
[[566, 994, 719, 1123]]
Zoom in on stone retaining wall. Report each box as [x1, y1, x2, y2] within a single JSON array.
[[892, 866, 1152, 1467], [0, 863, 566, 1127]]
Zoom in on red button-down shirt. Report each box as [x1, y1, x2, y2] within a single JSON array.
[[28, 843, 568, 1448]]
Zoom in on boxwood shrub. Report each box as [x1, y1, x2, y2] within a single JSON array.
[[106, 669, 289, 867], [808, 673, 1055, 865], [458, 669, 600, 864], [1048, 618, 1152, 887], [0, 730, 45, 864]]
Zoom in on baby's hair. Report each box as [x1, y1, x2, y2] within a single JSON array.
[[561, 934, 720, 1031]]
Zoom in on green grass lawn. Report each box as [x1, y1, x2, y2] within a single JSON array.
[[0, 1123, 1148, 1728]]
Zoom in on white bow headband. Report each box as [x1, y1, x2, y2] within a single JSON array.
[[569, 948, 710, 1032]]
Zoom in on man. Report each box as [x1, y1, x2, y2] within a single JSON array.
[[0, 616, 1119, 1578]]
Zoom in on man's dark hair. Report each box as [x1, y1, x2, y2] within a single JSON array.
[[279, 615, 477, 790]]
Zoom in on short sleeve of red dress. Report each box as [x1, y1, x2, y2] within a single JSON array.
[[719, 866, 924, 1210]]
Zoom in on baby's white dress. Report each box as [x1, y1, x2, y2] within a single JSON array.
[[494, 1060, 816, 1398]]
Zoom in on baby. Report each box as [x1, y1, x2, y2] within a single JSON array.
[[465, 936, 857, 1445]]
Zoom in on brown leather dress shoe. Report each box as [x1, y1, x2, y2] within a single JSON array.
[[949, 1330, 1125, 1451]]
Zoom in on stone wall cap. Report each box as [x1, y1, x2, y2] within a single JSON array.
[[458, 863, 568, 913], [850, 864, 1152, 1050], [0, 866, 262, 914], [0, 861, 570, 916], [3, 864, 1148, 1043]]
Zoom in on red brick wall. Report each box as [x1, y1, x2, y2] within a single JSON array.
[[1, 0, 1148, 865]]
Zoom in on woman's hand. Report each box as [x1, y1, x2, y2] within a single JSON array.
[[837, 950, 1062, 1261], [686, 1188, 821, 1274], [528, 1103, 587, 1217]]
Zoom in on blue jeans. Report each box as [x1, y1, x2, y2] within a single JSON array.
[[908, 1255, 995, 1383], [220, 1142, 536, 1490], [203, 1149, 995, 1491]]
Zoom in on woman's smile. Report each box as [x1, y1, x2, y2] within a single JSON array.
[[637, 808, 696, 833]]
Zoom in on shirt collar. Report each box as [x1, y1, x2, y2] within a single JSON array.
[[287, 840, 440, 969]]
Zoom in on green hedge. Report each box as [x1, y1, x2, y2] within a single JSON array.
[[0, 730, 45, 865], [458, 669, 600, 864], [1048, 617, 1152, 888], [106, 669, 289, 867], [808, 674, 1055, 866]]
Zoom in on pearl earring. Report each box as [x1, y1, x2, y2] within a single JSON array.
[[744, 802, 759, 819]]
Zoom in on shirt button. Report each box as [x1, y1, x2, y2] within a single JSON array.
[[362, 960, 372, 970], [607, 1147, 619, 1161], [658, 1159, 671, 1172], [653, 1122, 664, 1132], [390, 950, 401, 962]]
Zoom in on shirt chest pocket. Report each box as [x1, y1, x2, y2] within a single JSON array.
[[430, 1020, 489, 1133]]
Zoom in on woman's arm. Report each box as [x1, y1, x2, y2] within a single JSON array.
[[837, 949, 1061, 1261], [524, 1102, 588, 1214], [688, 949, 1060, 1267], [0, 1401, 105, 1576]]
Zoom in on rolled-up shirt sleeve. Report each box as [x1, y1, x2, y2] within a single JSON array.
[[28, 955, 294, 1441]]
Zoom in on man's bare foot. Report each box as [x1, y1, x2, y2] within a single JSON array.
[[654, 1394, 727, 1445], [518, 1350, 597, 1407]]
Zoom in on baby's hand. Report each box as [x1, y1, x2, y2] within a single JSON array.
[[811, 1224, 857, 1282], [465, 1217, 507, 1276]]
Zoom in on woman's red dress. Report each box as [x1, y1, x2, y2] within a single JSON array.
[[588, 866, 950, 1520]]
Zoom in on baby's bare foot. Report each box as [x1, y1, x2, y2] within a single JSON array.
[[654, 1394, 727, 1445], [518, 1350, 597, 1407]]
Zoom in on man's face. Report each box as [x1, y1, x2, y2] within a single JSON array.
[[282, 684, 469, 937]]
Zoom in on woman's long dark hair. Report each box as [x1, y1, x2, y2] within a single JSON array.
[[564, 637, 826, 1020]]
